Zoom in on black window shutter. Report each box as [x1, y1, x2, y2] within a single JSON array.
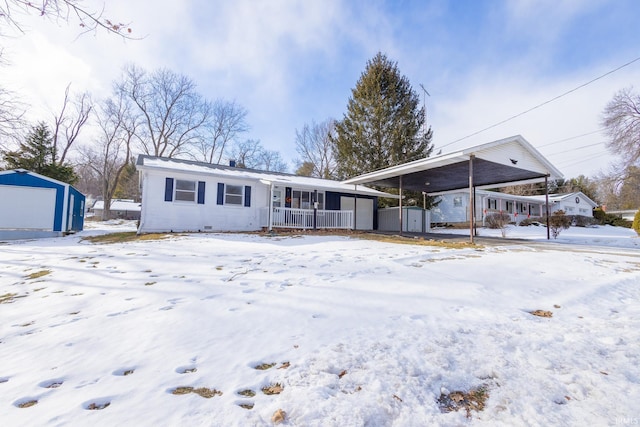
[[164, 178, 174, 202], [244, 186, 251, 207], [217, 183, 224, 205], [197, 181, 206, 204]]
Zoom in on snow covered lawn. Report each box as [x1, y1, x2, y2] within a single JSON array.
[[1, 222, 639, 426]]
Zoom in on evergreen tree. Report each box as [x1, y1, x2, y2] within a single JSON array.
[[113, 158, 140, 201], [2, 122, 78, 184], [333, 52, 433, 179]]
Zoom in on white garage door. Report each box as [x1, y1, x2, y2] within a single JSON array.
[[0, 185, 57, 230], [340, 196, 374, 230]]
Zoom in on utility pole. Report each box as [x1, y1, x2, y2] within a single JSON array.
[[419, 83, 430, 130]]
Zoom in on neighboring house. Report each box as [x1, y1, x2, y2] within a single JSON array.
[[0, 169, 85, 240], [136, 155, 395, 233], [91, 199, 141, 220], [431, 190, 597, 225], [605, 209, 638, 221]]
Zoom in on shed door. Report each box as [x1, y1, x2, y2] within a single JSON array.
[[0, 185, 57, 230], [406, 209, 423, 233], [340, 197, 373, 230]]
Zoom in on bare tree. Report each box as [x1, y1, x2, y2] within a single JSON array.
[[0, 86, 26, 149], [118, 64, 213, 159], [197, 100, 248, 164], [228, 139, 262, 169], [294, 118, 337, 179], [51, 84, 92, 165], [0, 0, 133, 37], [82, 91, 138, 220], [259, 149, 288, 172], [228, 139, 288, 172], [602, 87, 640, 169]]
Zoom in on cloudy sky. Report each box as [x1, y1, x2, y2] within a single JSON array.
[[2, 0, 639, 178]]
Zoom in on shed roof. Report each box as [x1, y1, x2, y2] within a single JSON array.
[[526, 191, 598, 208], [342, 135, 563, 194], [92, 199, 141, 211], [136, 155, 396, 198]]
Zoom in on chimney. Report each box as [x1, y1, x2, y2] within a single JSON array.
[[229, 160, 236, 167]]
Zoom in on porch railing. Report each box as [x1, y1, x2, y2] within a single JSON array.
[[271, 207, 353, 229]]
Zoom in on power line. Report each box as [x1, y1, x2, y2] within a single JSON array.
[[437, 54, 640, 151], [537, 129, 605, 148], [554, 150, 611, 169], [546, 141, 605, 156]]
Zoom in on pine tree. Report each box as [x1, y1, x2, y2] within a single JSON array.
[[333, 52, 433, 179], [2, 122, 78, 184]]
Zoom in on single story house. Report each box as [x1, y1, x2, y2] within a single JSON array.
[[0, 169, 85, 240], [91, 199, 141, 220], [431, 190, 597, 225], [135, 155, 395, 234]]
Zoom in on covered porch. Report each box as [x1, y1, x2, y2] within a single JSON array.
[[270, 207, 354, 229]]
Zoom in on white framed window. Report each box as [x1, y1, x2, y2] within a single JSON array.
[[487, 198, 497, 210], [225, 184, 243, 205], [291, 190, 324, 210], [175, 179, 196, 202], [273, 189, 282, 207], [505, 201, 513, 213]]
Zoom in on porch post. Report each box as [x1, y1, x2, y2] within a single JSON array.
[[469, 155, 475, 244], [545, 175, 550, 240], [268, 183, 274, 232], [473, 185, 477, 237], [399, 175, 403, 236], [313, 190, 317, 230]]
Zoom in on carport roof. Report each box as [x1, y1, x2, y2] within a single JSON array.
[[342, 135, 563, 193]]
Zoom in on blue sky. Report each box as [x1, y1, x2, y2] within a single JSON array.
[[3, 0, 639, 178]]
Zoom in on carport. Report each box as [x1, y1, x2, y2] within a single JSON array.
[[342, 135, 563, 242]]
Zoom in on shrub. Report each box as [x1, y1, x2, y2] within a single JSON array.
[[485, 212, 511, 237], [572, 215, 598, 227], [485, 213, 510, 229], [518, 217, 543, 226], [633, 210, 640, 236], [593, 207, 632, 228], [549, 210, 572, 239]]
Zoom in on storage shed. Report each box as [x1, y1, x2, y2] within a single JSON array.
[[0, 169, 85, 240]]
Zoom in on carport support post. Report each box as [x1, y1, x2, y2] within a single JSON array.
[[469, 155, 475, 244], [545, 175, 550, 240], [399, 175, 403, 236]]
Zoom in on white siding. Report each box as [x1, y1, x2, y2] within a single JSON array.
[[431, 193, 469, 223], [477, 140, 549, 175], [138, 170, 268, 233]]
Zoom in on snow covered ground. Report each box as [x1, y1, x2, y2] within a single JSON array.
[[1, 221, 639, 426]]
